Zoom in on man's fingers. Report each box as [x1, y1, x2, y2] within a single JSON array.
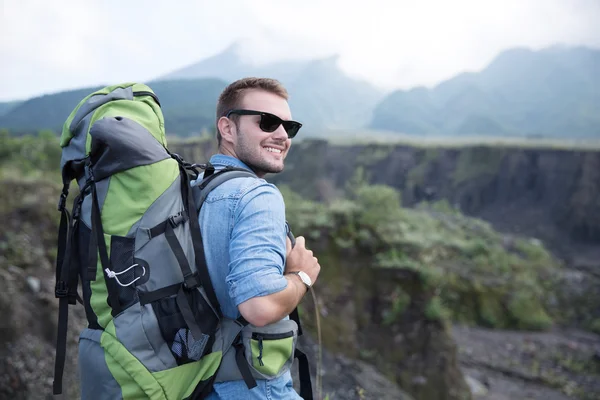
[[295, 236, 306, 248]]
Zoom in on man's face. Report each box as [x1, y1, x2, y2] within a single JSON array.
[[229, 90, 293, 177]]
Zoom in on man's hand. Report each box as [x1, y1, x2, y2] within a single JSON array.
[[285, 236, 320, 286], [238, 236, 321, 327]]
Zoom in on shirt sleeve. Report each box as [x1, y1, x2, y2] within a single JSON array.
[[226, 183, 288, 307]]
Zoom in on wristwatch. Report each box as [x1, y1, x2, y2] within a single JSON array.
[[288, 271, 312, 290]]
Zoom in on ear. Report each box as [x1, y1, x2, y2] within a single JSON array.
[[217, 116, 236, 145]]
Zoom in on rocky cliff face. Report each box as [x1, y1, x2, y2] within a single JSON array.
[[171, 139, 600, 256]]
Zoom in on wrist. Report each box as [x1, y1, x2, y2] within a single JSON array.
[[286, 271, 311, 292]]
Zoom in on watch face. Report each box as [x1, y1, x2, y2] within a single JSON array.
[[298, 271, 311, 287]]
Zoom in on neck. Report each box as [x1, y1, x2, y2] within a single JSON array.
[[218, 145, 236, 158], [215, 147, 265, 178]]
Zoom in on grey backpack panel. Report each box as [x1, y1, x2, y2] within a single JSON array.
[[89, 116, 171, 181], [114, 303, 176, 372]]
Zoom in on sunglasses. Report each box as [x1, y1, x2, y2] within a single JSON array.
[[226, 109, 302, 138]]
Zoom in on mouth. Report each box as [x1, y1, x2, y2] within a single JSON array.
[[263, 146, 283, 154]]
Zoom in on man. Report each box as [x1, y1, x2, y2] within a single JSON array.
[[199, 77, 321, 399]]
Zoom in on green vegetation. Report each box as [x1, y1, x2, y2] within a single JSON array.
[[0, 130, 64, 270], [283, 169, 561, 331], [0, 129, 62, 180]]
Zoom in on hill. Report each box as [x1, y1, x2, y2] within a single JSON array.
[[158, 41, 385, 131], [0, 101, 22, 117], [0, 79, 227, 137], [371, 46, 600, 138]]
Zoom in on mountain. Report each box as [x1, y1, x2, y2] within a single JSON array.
[[2, 45, 597, 139], [158, 42, 385, 132], [0, 101, 22, 117], [0, 78, 227, 136], [371, 46, 600, 138]]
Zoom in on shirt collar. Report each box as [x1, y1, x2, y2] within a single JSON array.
[[209, 154, 254, 173]]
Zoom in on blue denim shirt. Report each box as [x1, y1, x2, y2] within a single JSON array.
[[196, 154, 302, 400]]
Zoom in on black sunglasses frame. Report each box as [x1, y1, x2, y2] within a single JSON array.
[[225, 109, 302, 139]]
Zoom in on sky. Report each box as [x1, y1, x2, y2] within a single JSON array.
[[1, 0, 599, 102]]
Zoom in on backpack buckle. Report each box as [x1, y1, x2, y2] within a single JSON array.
[[55, 281, 69, 298], [58, 193, 67, 212], [169, 211, 187, 228], [183, 272, 200, 290], [57, 184, 69, 211]]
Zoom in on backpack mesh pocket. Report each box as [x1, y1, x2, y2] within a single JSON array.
[[151, 292, 216, 366]]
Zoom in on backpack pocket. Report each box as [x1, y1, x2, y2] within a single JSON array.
[[150, 286, 219, 366], [242, 319, 298, 379], [250, 331, 295, 376], [96, 325, 222, 400]]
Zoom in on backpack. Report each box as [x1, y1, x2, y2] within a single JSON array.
[[53, 82, 312, 399]]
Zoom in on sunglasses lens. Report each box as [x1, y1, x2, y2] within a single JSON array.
[[258, 112, 301, 138], [283, 122, 301, 138], [259, 114, 282, 132]]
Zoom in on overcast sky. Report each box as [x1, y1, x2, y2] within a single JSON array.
[[1, 0, 599, 101]]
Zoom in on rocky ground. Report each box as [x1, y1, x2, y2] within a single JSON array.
[[293, 322, 600, 400], [453, 325, 600, 400], [294, 333, 415, 400]]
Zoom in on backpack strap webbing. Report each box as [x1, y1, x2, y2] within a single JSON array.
[[88, 178, 122, 316], [180, 165, 225, 317], [192, 167, 258, 213], [53, 185, 84, 395], [294, 348, 313, 400]]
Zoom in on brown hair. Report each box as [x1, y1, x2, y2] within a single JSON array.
[[215, 77, 289, 145]]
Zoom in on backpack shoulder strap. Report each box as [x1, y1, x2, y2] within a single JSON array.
[[192, 166, 314, 398], [192, 167, 258, 213]]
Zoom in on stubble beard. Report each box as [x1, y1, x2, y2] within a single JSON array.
[[235, 131, 284, 177]]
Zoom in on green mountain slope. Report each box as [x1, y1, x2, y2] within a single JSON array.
[[0, 79, 227, 136], [0, 101, 23, 117], [371, 46, 600, 138]]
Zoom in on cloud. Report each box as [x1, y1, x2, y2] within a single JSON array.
[[1, 0, 599, 101]]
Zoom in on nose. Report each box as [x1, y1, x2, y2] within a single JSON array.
[[272, 124, 288, 141]]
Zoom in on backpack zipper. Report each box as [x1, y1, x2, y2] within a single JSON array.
[[133, 90, 161, 107], [257, 335, 264, 366], [251, 331, 294, 341], [251, 331, 294, 367]]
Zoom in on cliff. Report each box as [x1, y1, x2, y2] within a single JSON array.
[[170, 139, 600, 259]]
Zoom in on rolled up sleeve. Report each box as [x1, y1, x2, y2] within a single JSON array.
[[226, 184, 288, 307]]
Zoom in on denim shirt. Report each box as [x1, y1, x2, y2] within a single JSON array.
[[196, 154, 302, 400]]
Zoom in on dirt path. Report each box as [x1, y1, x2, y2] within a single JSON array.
[[452, 325, 600, 400]]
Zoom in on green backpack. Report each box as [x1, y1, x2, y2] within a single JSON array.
[[52, 83, 312, 399]]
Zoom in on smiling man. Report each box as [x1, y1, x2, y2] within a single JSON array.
[[198, 77, 321, 399]]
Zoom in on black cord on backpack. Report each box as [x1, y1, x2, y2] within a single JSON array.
[[286, 223, 323, 400]]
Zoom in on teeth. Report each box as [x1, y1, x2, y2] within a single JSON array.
[[264, 147, 282, 154]]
